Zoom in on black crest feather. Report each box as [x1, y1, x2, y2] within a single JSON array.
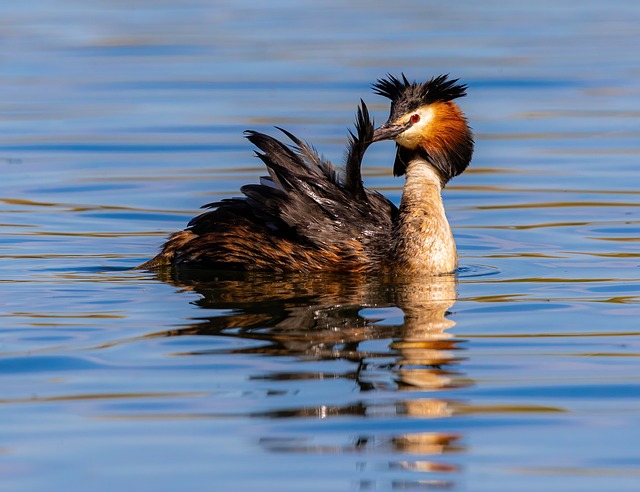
[[373, 73, 467, 121]]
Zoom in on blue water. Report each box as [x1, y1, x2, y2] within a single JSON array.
[[1, 1, 639, 491]]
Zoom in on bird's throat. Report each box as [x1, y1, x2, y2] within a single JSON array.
[[392, 157, 457, 274]]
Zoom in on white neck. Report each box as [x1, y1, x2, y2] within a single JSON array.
[[392, 157, 457, 275]]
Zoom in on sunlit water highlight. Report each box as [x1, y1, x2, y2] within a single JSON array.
[[1, 1, 639, 491]]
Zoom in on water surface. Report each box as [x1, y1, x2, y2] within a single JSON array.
[[1, 1, 639, 491]]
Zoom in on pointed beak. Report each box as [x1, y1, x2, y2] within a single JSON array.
[[372, 122, 408, 142]]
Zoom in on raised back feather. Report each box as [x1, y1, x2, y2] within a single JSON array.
[[344, 99, 374, 200], [141, 101, 398, 272]]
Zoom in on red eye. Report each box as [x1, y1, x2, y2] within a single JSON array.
[[411, 113, 420, 124]]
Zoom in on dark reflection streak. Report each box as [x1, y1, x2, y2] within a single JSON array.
[[259, 433, 465, 457]]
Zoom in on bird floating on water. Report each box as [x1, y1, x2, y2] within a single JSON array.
[[138, 74, 474, 275]]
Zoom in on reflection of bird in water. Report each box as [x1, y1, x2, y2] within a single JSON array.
[[150, 269, 465, 393], [145, 269, 468, 472], [139, 74, 473, 275]]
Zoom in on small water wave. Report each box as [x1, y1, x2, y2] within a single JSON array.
[[456, 264, 501, 278]]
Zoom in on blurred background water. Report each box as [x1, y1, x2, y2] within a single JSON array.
[[1, 1, 639, 491]]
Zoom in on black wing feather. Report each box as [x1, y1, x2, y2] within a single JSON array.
[[149, 100, 397, 271], [344, 100, 374, 200]]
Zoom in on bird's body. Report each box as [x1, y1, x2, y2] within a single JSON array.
[[139, 74, 474, 275], [139, 106, 397, 273]]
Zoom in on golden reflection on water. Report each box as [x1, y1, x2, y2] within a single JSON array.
[[476, 200, 640, 210]]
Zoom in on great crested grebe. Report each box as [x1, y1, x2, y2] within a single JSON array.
[[139, 74, 473, 274]]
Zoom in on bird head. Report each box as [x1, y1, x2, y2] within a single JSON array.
[[372, 74, 474, 183]]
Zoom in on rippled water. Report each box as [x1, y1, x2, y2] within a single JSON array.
[[1, 1, 639, 491]]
